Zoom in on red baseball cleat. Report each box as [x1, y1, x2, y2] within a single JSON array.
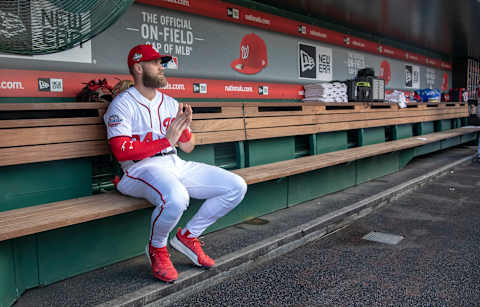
[[145, 243, 178, 283], [170, 228, 215, 268]]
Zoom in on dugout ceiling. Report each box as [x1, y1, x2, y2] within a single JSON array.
[[231, 0, 480, 61]]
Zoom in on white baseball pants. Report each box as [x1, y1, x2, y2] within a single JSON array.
[[116, 154, 247, 248]]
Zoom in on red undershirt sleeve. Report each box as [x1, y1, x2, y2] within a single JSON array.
[[109, 136, 171, 162], [178, 127, 192, 143]]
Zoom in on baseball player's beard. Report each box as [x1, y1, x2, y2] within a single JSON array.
[[142, 71, 167, 89]]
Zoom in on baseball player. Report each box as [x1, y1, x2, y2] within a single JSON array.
[[103, 44, 247, 283]]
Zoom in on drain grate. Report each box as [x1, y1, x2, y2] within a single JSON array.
[[362, 231, 404, 245], [243, 217, 269, 225]]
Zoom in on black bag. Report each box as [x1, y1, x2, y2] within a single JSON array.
[[347, 78, 372, 102], [357, 68, 375, 78], [356, 78, 372, 101]]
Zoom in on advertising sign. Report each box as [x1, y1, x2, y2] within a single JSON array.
[[405, 64, 420, 89], [299, 43, 316, 79]]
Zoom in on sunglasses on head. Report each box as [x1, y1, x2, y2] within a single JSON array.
[[154, 58, 170, 67]]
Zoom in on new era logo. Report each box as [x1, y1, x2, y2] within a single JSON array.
[[300, 50, 315, 72], [299, 43, 317, 79], [38, 78, 63, 92], [298, 25, 306, 34], [193, 83, 207, 94], [258, 86, 269, 96], [38, 78, 50, 91], [227, 8, 239, 19]]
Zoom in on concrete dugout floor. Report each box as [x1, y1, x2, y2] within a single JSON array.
[[172, 148, 480, 306], [13, 145, 480, 307]]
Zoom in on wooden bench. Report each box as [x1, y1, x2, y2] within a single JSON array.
[[242, 101, 469, 139], [0, 102, 109, 167], [235, 127, 480, 184], [0, 101, 244, 241], [0, 101, 478, 242]]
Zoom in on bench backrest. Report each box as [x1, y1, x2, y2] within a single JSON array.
[[243, 102, 468, 140], [0, 103, 109, 167], [0, 102, 246, 167], [0, 101, 468, 167]]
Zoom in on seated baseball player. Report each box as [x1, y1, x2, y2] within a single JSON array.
[[104, 44, 247, 283]]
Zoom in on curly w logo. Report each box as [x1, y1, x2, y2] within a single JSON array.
[[241, 45, 249, 60]]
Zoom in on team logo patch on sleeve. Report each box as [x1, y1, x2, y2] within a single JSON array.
[[108, 115, 122, 127]]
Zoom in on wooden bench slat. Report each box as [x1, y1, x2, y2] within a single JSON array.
[[0, 140, 110, 167], [0, 192, 146, 221], [188, 102, 244, 107], [245, 102, 467, 117], [0, 198, 148, 227], [0, 196, 113, 220], [244, 106, 308, 117], [0, 192, 151, 241], [190, 103, 244, 119], [0, 125, 106, 147], [245, 108, 466, 129], [0, 102, 107, 111], [0, 117, 103, 129], [191, 118, 244, 132], [246, 112, 468, 140], [234, 127, 480, 184], [192, 106, 244, 119], [194, 130, 246, 145]]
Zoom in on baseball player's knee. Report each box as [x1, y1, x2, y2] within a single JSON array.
[[160, 192, 189, 222], [225, 174, 247, 204], [162, 204, 186, 222], [166, 188, 190, 212]]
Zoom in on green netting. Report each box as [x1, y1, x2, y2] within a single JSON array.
[[0, 0, 134, 55]]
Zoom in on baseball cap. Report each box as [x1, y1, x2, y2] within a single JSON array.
[[441, 72, 448, 92], [230, 33, 268, 74], [127, 44, 172, 68], [379, 60, 391, 85]]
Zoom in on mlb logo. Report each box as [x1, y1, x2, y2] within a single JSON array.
[[166, 57, 178, 70], [193, 83, 207, 94], [258, 86, 269, 96], [298, 25, 306, 34], [227, 8, 239, 19], [50, 78, 63, 92], [38, 78, 50, 91]]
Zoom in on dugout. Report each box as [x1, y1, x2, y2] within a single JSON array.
[[1, 1, 479, 305]]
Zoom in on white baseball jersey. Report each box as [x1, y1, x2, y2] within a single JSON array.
[[104, 87, 179, 170]]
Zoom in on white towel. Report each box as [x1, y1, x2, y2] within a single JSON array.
[[303, 82, 348, 103]]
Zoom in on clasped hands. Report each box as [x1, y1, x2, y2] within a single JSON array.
[[165, 103, 193, 146]]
